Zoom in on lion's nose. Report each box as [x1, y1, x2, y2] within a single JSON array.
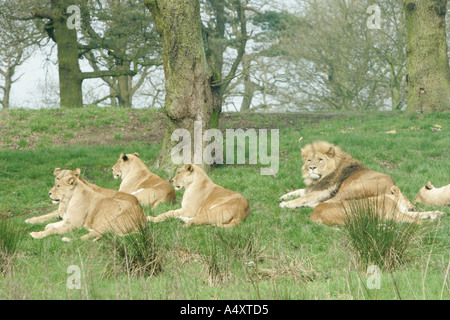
[[309, 166, 317, 170]]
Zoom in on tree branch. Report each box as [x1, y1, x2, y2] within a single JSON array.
[[221, 0, 247, 92], [81, 69, 137, 80], [31, 8, 54, 20]]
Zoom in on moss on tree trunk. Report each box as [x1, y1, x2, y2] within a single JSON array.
[[53, 15, 84, 108], [145, 0, 214, 175], [403, 0, 450, 113]]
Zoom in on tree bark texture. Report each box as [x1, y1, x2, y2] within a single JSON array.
[[403, 0, 450, 113], [145, 0, 214, 174]]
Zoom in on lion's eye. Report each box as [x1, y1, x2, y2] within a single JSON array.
[[319, 159, 323, 162]]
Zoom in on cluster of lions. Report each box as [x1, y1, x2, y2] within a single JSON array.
[[26, 141, 447, 241], [27, 153, 251, 241], [279, 141, 447, 225]]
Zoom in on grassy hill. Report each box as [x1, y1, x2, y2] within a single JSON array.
[[0, 108, 448, 300]]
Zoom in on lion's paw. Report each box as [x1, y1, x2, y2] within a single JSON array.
[[30, 231, 44, 239]]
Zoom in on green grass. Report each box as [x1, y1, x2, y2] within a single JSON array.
[[0, 108, 448, 299], [341, 196, 425, 271]]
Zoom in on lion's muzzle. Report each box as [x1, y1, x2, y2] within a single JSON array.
[[309, 171, 322, 180]]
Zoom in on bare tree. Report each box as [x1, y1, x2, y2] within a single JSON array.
[[2, 0, 139, 108], [80, 0, 162, 107], [0, 10, 41, 109]]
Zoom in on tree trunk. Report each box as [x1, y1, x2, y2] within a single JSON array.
[[403, 0, 450, 113], [53, 13, 84, 108], [2, 73, 11, 109], [240, 57, 254, 112], [0, 61, 13, 109], [145, 0, 214, 175]]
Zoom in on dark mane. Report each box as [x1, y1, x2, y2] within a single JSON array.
[[307, 161, 366, 193]]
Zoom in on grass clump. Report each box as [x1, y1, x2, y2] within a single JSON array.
[[341, 197, 424, 271], [0, 219, 23, 275], [102, 223, 163, 279]]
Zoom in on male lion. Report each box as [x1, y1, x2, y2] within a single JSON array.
[[29, 168, 146, 241], [311, 185, 444, 226], [149, 164, 251, 227], [112, 152, 176, 208], [279, 141, 398, 209], [414, 181, 450, 207]]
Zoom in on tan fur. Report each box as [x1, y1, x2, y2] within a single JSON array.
[[26, 168, 142, 224], [149, 164, 250, 227], [311, 185, 444, 225], [415, 181, 450, 206], [29, 168, 146, 241], [112, 152, 176, 208], [280, 141, 397, 209]]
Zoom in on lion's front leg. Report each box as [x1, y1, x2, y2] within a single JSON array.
[[30, 221, 74, 239], [280, 188, 334, 209], [279, 189, 306, 201], [25, 210, 61, 224], [149, 209, 185, 222]]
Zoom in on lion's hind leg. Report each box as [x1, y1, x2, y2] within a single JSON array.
[[310, 202, 346, 226], [189, 196, 250, 227], [80, 230, 102, 241]]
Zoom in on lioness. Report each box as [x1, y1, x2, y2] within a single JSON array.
[[280, 141, 399, 208], [311, 185, 445, 226], [26, 168, 142, 224], [29, 168, 146, 241], [149, 164, 250, 227], [112, 153, 176, 208], [415, 181, 450, 207]]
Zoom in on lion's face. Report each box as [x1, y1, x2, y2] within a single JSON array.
[[414, 181, 433, 203], [300, 142, 339, 182], [172, 164, 195, 191], [49, 168, 80, 204], [302, 152, 332, 181], [112, 154, 126, 180], [112, 153, 140, 180], [390, 185, 415, 212]]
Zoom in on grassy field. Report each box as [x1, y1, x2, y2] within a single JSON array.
[[0, 108, 449, 300]]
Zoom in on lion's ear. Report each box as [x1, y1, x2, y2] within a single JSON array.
[[134, 152, 140, 157], [67, 176, 76, 186], [54, 168, 61, 176], [184, 164, 194, 173], [326, 146, 335, 158], [425, 181, 433, 190], [390, 185, 400, 196], [122, 154, 129, 161], [73, 168, 81, 177]]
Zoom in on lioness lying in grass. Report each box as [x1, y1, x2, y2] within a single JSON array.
[[29, 168, 146, 241], [149, 164, 251, 227], [112, 152, 176, 208]]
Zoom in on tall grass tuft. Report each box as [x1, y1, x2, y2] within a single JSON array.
[[341, 196, 424, 271], [102, 223, 163, 279], [0, 219, 23, 275]]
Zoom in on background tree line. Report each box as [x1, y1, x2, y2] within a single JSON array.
[[1, 0, 449, 113]]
